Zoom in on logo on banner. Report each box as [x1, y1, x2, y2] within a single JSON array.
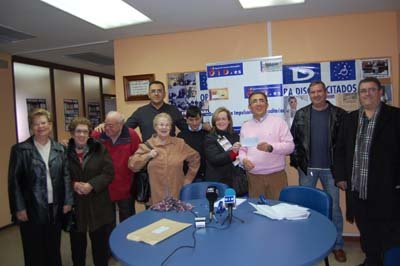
[[330, 60, 356, 81], [244, 84, 282, 98], [207, 63, 243, 78], [199, 71, 208, 90], [283, 63, 321, 84]]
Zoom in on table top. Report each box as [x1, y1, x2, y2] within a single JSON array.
[[110, 199, 336, 266]]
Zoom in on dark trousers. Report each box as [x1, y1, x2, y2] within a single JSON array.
[[19, 207, 62, 266], [352, 193, 400, 266], [70, 224, 110, 266], [114, 197, 136, 223], [106, 198, 136, 257]]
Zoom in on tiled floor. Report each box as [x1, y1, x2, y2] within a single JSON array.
[[0, 223, 364, 266]]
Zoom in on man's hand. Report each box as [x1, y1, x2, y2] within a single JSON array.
[[16, 210, 28, 222], [257, 142, 272, 152], [94, 123, 105, 133], [243, 158, 255, 171], [336, 181, 347, 191]]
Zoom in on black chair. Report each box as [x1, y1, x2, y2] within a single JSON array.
[[384, 246, 400, 266], [179, 181, 229, 201], [279, 186, 333, 266]]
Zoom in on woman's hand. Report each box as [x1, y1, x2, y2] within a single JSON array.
[[231, 142, 241, 153], [74, 182, 93, 195], [148, 149, 158, 159], [63, 205, 72, 213]]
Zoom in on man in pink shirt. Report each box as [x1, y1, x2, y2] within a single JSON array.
[[239, 91, 294, 199]]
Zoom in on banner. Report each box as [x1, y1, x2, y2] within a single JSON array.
[[206, 56, 283, 130]]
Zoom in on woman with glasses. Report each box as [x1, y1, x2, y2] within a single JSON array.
[[8, 108, 73, 266], [128, 112, 200, 204], [67, 117, 114, 266]]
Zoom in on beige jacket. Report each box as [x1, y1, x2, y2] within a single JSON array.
[[128, 136, 200, 204]]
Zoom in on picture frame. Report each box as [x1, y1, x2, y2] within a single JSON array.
[[123, 74, 155, 101]]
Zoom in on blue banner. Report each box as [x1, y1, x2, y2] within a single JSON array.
[[283, 63, 321, 84], [330, 60, 356, 81], [243, 84, 283, 98]]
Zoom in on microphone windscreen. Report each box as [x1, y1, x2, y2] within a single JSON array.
[[224, 188, 236, 205], [224, 188, 236, 197], [206, 186, 218, 202]]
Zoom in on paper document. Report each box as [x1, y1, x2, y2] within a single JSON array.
[[126, 218, 191, 245], [241, 137, 259, 147], [249, 202, 310, 220]]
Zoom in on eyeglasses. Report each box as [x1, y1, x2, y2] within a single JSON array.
[[149, 89, 163, 94], [359, 87, 379, 94], [74, 129, 89, 135]]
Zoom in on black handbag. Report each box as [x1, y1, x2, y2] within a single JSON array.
[[62, 207, 77, 232], [132, 142, 153, 203], [232, 165, 248, 196]]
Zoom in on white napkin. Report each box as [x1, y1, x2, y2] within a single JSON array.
[[249, 202, 310, 220]]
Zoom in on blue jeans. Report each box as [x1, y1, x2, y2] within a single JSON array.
[[298, 168, 344, 249]]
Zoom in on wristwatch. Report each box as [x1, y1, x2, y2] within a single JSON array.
[[268, 145, 273, 153]]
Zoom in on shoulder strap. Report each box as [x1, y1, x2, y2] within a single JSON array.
[[144, 141, 153, 150]]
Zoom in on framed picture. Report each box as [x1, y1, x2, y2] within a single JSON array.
[[123, 74, 155, 101]]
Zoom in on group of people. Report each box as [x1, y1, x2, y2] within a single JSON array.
[[8, 77, 400, 266]]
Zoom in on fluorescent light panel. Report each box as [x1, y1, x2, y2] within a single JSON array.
[[41, 0, 151, 29], [239, 0, 305, 9]]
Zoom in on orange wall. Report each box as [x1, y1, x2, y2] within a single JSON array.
[[114, 22, 268, 126], [114, 11, 400, 235], [0, 53, 16, 227]]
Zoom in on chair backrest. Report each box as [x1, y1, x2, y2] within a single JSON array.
[[279, 186, 333, 220], [384, 246, 400, 266], [179, 182, 229, 201]]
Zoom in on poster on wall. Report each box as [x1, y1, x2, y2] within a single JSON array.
[[282, 57, 392, 127], [167, 71, 211, 120], [64, 99, 79, 131], [87, 102, 101, 128], [206, 56, 283, 130], [26, 98, 47, 113]]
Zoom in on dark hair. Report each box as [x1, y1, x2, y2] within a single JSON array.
[[28, 108, 52, 129], [288, 96, 297, 102], [358, 77, 382, 91], [210, 107, 234, 134], [149, 80, 165, 90], [248, 91, 268, 105], [186, 105, 202, 118], [308, 80, 327, 93], [68, 117, 92, 133]]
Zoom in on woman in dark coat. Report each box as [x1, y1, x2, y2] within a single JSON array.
[[8, 108, 73, 266], [204, 107, 241, 187], [67, 117, 114, 266]]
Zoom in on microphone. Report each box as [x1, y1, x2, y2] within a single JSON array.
[[206, 186, 218, 221], [224, 188, 236, 224]]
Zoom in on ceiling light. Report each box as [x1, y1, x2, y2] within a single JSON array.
[[40, 0, 151, 29], [238, 0, 305, 9]]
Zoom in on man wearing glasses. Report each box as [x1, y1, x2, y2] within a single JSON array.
[[334, 77, 400, 266], [125, 80, 187, 141]]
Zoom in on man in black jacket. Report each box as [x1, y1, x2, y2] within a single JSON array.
[[290, 80, 347, 262], [333, 77, 400, 266]]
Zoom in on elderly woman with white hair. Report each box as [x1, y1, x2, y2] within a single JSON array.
[[128, 112, 200, 204]]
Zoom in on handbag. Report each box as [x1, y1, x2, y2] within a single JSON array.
[[132, 141, 153, 203], [232, 165, 248, 196], [62, 207, 77, 232]]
